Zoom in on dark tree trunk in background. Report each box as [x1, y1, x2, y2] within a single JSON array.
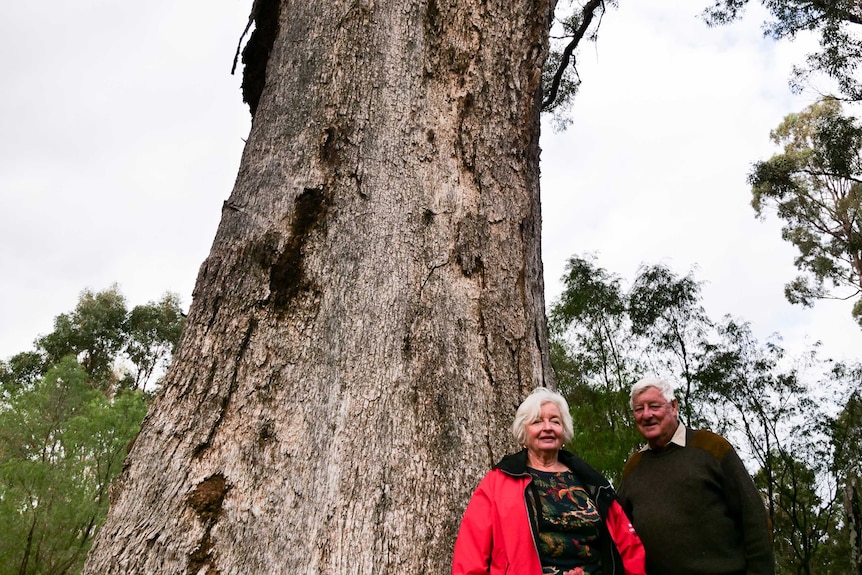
[[83, 0, 556, 572], [848, 476, 862, 575]]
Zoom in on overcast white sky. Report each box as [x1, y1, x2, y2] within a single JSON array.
[[1, 1, 860, 366]]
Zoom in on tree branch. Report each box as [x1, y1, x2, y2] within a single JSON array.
[[542, 0, 605, 110], [800, 167, 862, 184], [809, 0, 862, 27]]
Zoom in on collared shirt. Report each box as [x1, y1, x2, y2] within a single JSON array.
[[639, 422, 687, 452]]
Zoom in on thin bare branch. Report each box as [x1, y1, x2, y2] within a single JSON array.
[[542, 0, 605, 110]]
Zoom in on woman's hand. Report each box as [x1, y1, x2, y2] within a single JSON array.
[[562, 569, 584, 575]]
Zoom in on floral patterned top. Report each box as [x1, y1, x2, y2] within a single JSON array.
[[527, 468, 603, 575]]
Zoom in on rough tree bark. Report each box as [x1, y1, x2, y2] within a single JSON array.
[[83, 0, 556, 573]]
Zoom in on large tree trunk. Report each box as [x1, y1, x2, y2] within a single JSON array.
[[83, 0, 555, 573]]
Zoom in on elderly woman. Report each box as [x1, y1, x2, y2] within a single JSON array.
[[452, 388, 646, 575]]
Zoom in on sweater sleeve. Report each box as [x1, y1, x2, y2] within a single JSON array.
[[452, 474, 494, 575], [721, 447, 775, 575]]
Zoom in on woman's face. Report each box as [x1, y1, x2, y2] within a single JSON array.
[[525, 402, 564, 456]]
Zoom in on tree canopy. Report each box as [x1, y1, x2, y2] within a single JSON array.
[[0, 287, 184, 575], [549, 253, 862, 573], [10, 286, 186, 392], [748, 98, 862, 326]]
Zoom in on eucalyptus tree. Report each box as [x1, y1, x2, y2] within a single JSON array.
[[550, 253, 861, 573], [123, 292, 185, 390], [748, 98, 862, 327], [696, 320, 858, 574], [542, 0, 617, 128], [831, 372, 862, 575], [0, 358, 148, 575], [37, 286, 128, 385], [0, 287, 183, 575], [0, 351, 42, 398], [548, 257, 712, 481], [28, 286, 185, 392], [549, 255, 643, 483], [550, 255, 638, 391], [705, 2, 862, 325], [758, 453, 846, 575], [696, 319, 800, 518], [629, 264, 710, 424], [80, 0, 592, 573]]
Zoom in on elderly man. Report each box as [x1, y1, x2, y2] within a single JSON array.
[[617, 377, 774, 575]]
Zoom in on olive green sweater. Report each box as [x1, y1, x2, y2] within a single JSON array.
[[617, 427, 774, 575]]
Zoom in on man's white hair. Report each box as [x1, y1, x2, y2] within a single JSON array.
[[630, 376, 676, 408]]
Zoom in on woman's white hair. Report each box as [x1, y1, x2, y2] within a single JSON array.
[[630, 376, 676, 407], [511, 387, 574, 446]]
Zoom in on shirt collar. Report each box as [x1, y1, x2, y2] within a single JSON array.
[[639, 422, 687, 451]]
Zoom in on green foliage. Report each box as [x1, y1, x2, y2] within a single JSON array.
[[563, 380, 641, 487], [748, 98, 862, 325], [756, 452, 848, 574], [0, 357, 149, 575], [124, 292, 185, 390], [37, 287, 129, 383], [549, 256, 710, 482], [703, 0, 862, 100], [549, 256, 642, 483], [829, 370, 862, 574], [0, 352, 44, 398], [541, 49, 580, 129], [695, 318, 806, 449], [16, 286, 186, 392], [550, 255, 643, 391], [629, 265, 710, 422], [693, 316, 837, 574], [550, 256, 711, 417], [710, 2, 862, 327], [832, 384, 862, 479], [692, 308, 862, 574], [550, 253, 862, 572], [0, 285, 182, 575]]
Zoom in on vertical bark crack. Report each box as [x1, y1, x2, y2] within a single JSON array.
[[192, 319, 256, 459]]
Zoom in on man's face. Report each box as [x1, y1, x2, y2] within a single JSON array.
[[632, 386, 679, 449]]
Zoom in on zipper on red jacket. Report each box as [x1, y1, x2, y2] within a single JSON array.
[[499, 468, 543, 571], [522, 476, 543, 568]]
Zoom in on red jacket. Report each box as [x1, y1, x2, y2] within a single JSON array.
[[452, 450, 646, 575]]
